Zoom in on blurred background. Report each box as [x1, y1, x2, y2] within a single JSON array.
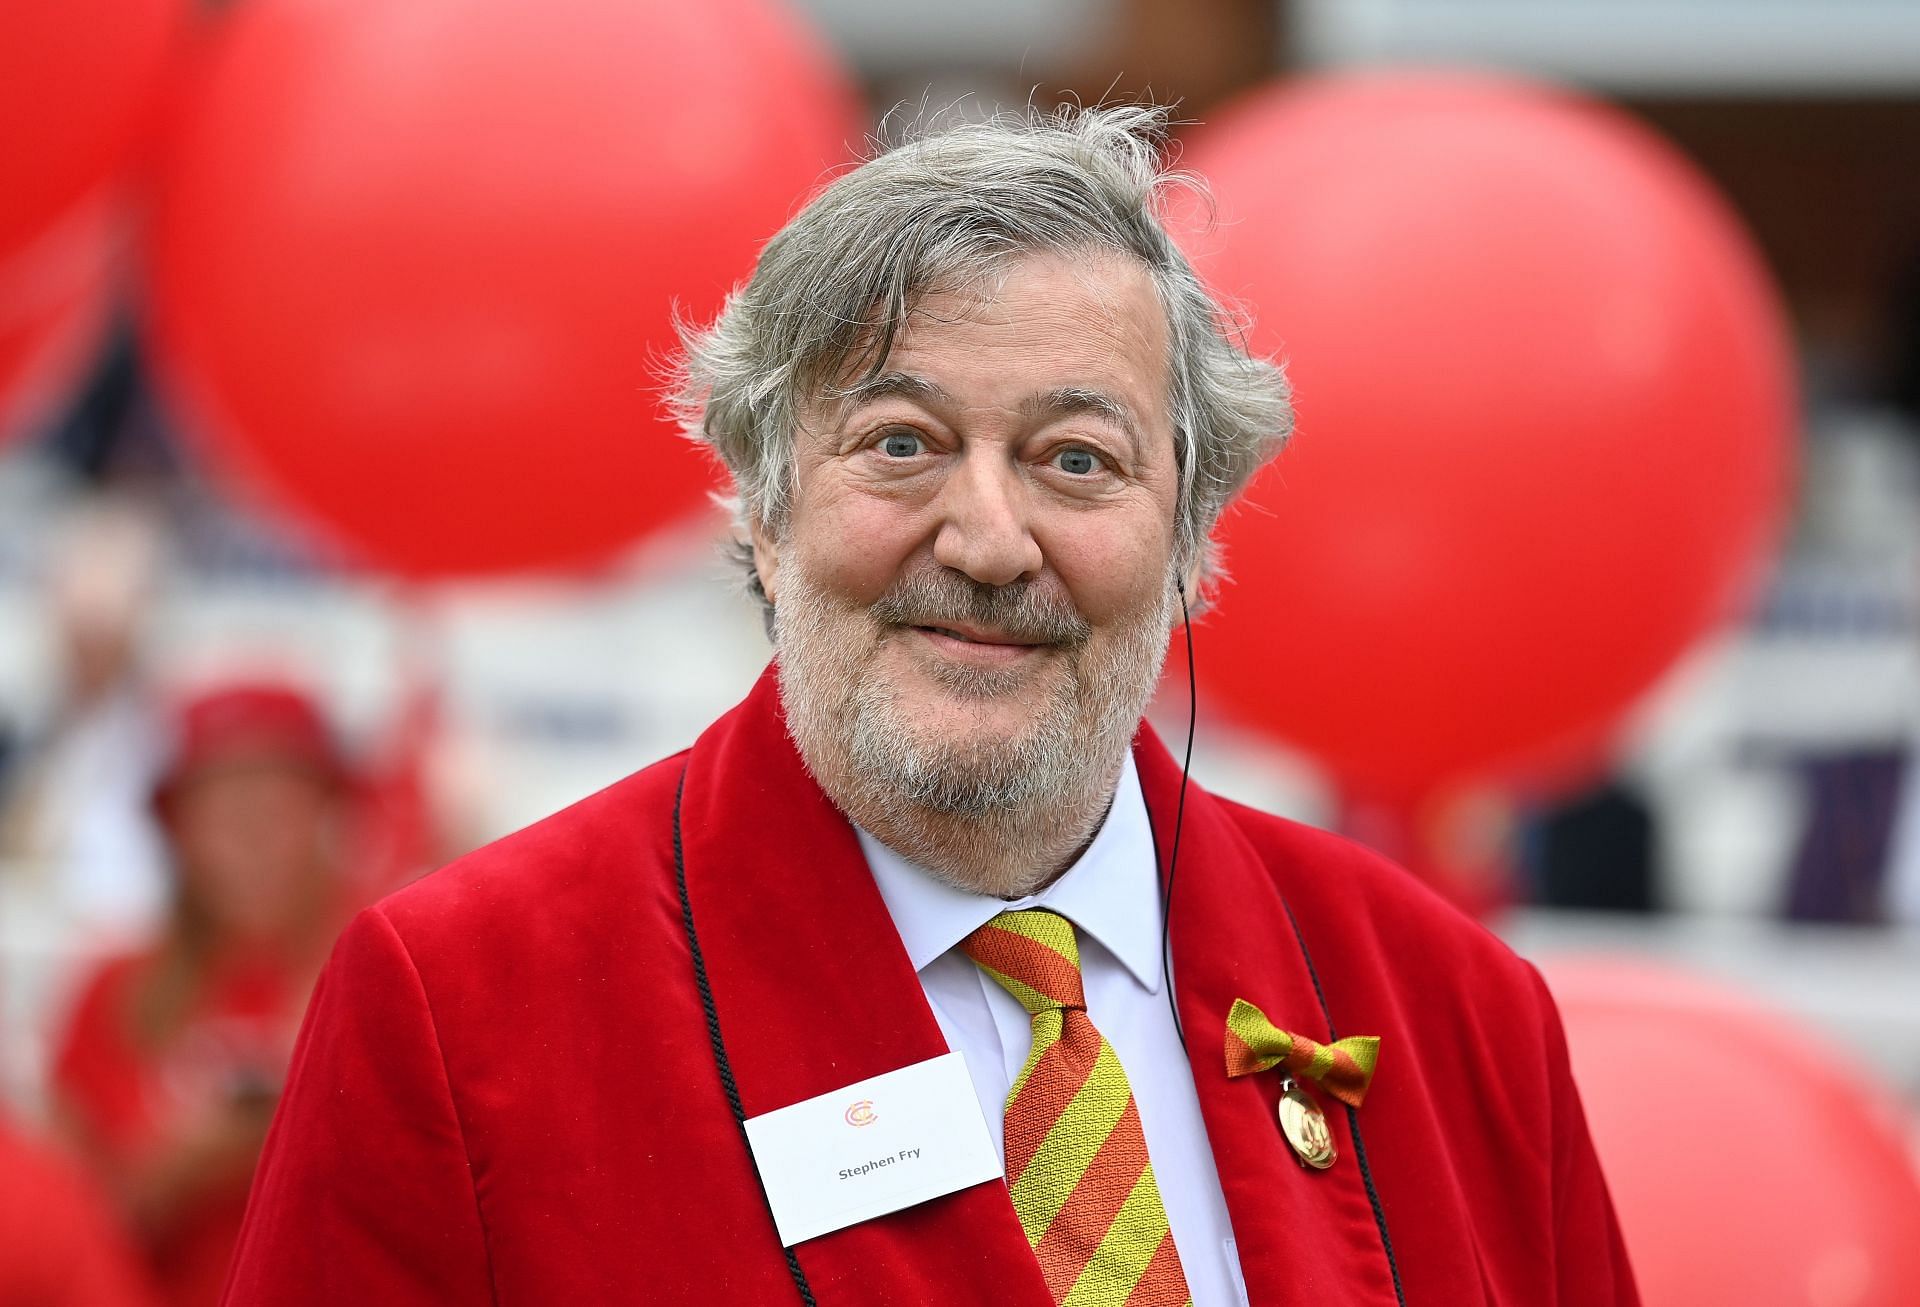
[[1, 0, 1917, 1303]]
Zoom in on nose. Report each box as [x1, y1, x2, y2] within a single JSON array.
[[930, 451, 1043, 587]]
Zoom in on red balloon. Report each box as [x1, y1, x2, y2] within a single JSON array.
[[1545, 959, 1920, 1306], [147, 0, 858, 578], [0, 202, 118, 446], [1179, 73, 1794, 797], [0, 0, 187, 259]]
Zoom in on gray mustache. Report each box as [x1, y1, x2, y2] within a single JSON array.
[[870, 570, 1091, 645]]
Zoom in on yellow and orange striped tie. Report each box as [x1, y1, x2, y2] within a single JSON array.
[[960, 909, 1191, 1307]]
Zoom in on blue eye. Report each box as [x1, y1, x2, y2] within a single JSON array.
[[881, 431, 923, 458], [1056, 447, 1099, 475]]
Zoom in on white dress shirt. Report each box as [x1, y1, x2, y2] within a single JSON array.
[[858, 752, 1249, 1307]]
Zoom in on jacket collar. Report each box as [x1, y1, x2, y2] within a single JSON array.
[[677, 666, 1050, 1305], [1141, 723, 1403, 1304]]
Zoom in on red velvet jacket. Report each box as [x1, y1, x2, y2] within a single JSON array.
[[223, 669, 1637, 1305]]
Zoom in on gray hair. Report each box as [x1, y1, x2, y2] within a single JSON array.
[[669, 103, 1293, 606]]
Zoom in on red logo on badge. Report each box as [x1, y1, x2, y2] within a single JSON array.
[[844, 1099, 877, 1127]]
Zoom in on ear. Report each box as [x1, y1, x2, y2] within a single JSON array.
[[748, 515, 781, 608]]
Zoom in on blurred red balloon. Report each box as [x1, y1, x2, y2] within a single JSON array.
[[0, 0, 187, 260], [0, 203, 118, 446], [1179, 73, 1794, 798], [1545, 959, 1920, 1307], [148, 0, 859, 578]]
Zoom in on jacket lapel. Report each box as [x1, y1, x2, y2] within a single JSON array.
[[1136, 729, 1403, 1306], [677, 667, 1049, 1306]]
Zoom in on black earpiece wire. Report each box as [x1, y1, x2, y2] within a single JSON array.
[[1155, 580, 1402, 1298], [1160, 579, 1196, 1055]]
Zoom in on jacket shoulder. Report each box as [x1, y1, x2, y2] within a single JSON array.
[[369, 748, 691, 950]]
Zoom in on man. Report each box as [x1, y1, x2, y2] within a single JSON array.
[[223, 107, 1637, 1306]]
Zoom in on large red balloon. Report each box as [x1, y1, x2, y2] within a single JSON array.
[[0, 0, 187, 260], [148, 0, 858, 577], [1545, 959, 1920, 1307], [1179, 74, 1794, 797], [0, 202, 118, 446]]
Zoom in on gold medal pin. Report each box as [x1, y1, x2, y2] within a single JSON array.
[[1276, 1075, 1337, 1170]]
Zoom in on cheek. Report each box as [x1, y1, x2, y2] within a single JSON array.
[[791, 497, 926, 603], [1041, 521, 1175, 622]]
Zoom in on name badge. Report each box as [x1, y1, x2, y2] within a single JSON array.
[[742, 1052, 1003, 1246]]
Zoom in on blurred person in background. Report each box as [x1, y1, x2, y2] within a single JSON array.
[[0, 1109, 159, 1307], [0, 498, 171, 943], [1875, 247, 1920, 925], [1882, 541, 1920, 923], [1780, 247, 1920, 925], [1886, 748, 1920, 923], [40, 324, 184, 493], [49, 681, 356, 1307]]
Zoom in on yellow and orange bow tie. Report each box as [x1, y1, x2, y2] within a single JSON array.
[[1223, 998, 1381, 1108]]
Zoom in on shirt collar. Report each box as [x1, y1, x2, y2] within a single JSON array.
[[859, 749, 1164, 994]]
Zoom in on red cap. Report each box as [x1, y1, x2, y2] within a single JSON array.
[[152, 682, 346, 818]]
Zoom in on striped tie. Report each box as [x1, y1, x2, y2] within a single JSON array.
[[960, 909, 1191, 1307]]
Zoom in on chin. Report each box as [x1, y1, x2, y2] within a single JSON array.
[[900, 729, 1045, 790], [895, 691, 1038, 739], [857, 706, 1078, 818]]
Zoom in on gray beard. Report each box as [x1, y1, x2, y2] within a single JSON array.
[[773, 562, 1174, 897]]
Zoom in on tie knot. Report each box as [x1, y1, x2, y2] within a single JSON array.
[[960, 909, 1085, 1015]]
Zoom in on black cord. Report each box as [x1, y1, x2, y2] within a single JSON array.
[[674, 766, 820, 1307], [1159, 581, 1197, 1056], [1159, 584, 1402, 1301], [1280, 899, 1405, 1307]]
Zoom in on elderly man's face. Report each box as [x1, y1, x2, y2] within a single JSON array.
[[756, 250, 1181, 838]]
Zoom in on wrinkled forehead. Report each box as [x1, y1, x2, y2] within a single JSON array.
[[803, 247, 1172, 420]]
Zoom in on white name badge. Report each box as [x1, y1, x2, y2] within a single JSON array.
[[741, 1051, 1004, 1247]]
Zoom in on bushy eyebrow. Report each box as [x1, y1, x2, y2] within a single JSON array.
[[829, 370, 953, 412], [1020, 386, 1142, 456]]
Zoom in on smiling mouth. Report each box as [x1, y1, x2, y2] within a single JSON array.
[[914, 625, 1037, 647], [904, 625, 1057, 670]]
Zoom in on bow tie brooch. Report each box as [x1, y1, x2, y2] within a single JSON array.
[[1224, 998, 1381, 1170]]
